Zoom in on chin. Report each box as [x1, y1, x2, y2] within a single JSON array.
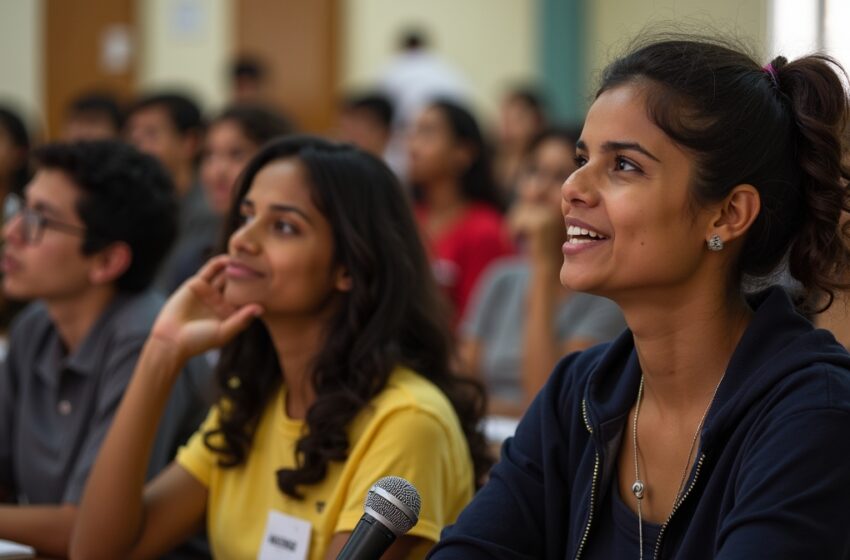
[[2, 280, 30, 301], [223, 284, 264, 308], [559, 267, 602, 295]]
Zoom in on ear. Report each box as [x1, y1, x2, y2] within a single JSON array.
[[335, 266, 353, 293], [88, 242, 132, 286], [705, 184, 761, 247]]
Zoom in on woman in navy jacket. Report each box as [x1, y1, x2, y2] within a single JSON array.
[[430, 36, 850, 559]]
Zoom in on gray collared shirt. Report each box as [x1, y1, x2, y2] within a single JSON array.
[[0, 291, 213, 505]]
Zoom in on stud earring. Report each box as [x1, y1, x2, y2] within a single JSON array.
[[707, 234, 724, 252]]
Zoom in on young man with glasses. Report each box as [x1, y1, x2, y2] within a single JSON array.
[[0, 140, 212, 558]]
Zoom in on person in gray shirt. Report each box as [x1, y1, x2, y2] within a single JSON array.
[[461, 129, 626, 416], [0, 141, 212, 558]]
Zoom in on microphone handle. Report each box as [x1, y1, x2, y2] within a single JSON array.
[[336, 512, 398, 559]]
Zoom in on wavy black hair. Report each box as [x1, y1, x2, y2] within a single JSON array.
[[202, 135, 492, 497], [211, 103, 295, 147], [599, 35, 850, 310]]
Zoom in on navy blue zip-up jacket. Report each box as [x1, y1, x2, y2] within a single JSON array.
[[431, 287, 850, 559]]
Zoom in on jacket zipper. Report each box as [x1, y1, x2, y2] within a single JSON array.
[[652, 452, 707, 559], [575, 399, 600, 560]]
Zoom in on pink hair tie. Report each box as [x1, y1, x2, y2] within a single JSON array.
[[763, 63, 780, 87]]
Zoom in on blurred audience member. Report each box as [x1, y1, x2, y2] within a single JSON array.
[[0, 106, 32, 334], [409, 100, 512, 323], [0, 106, 31, 199], [126, 92, 219, 293], [202, 104, 295, 217], [493, 87, 547, 198], [379, 28, 471, 180], [231, 55, 269, 104], [337, 92, 394, 161], [0, 141, 212, 559], [461, 128, 625, 415], [62, 92, 124, 141]]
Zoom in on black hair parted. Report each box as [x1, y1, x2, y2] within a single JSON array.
[[212, 103, 296, 147], [67, 91, 125, 131], [203, 135, 493, 498], [598, 34, 850, 310], [32, 140, 178, 292], [343, 93, 394, 128], [129, 91, 204, 135]]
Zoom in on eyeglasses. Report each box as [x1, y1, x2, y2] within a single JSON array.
[[3, 193, 88, 245]]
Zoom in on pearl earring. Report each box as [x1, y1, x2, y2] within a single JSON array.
[[707, 234, 724, 251]]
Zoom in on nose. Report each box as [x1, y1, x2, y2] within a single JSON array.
[[228, 216, 261, 256], [2, 213, 25, 245], [561, 165, 598, 211]]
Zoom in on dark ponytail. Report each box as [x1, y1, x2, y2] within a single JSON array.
[[599, 36, 850, 310], [770, 55, 850, 309]]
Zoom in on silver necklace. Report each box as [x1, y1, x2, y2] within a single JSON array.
[[631, 373, 725, 559]]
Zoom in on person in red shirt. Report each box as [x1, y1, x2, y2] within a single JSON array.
[[408, 100, 513, 324]]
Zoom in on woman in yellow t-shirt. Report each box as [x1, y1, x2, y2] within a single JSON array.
[[71, 136, 492, 560]]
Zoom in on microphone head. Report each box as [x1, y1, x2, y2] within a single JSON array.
[[363, 476, 421, 536]]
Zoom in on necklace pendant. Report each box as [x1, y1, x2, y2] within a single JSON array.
[[631, 480, 645, 500]]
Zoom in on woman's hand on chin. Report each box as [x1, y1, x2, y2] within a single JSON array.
[[150, 254, 264, 363]]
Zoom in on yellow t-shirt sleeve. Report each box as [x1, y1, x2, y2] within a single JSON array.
[[334, 406, 469, 544], [175, 405, 222, 488]]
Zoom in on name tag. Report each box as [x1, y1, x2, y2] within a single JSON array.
[[257, 511, 312, 560]]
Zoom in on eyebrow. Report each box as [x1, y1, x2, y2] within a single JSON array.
[[575, 139, 661, 163], [31, 200, 66, 219], [240, 199, 313, 224]]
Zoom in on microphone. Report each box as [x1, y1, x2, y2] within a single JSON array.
[[336, 476, 421, 559]]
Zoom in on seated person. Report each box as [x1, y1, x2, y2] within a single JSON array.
[[0, 105, 33, 335], [61, 91, 124, 141], [337, 92, 394, 161], [461, 128, 625, 416], [71, 136, 492, 560], [408, 100, 514, 325], [126, 92, 220, 293], [430, 37, 850, 559], [0, 140, 212, 558]]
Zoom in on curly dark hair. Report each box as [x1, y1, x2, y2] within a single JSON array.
[[202, 135, 493, 498], [32, 140, 178, 293], [599, 35, 850, 311]]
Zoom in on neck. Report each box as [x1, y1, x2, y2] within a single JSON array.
[[45, 286, 118, 354], [422, 177, 466, 215], [262, 314, 330, 420], [172, 165, 195, 198], [621, 283, 751, 415]]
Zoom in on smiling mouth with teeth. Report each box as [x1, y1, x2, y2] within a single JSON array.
[[566, 225, 609, 244]]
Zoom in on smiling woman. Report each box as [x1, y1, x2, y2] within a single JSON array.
[[71, 136, 492, 560], [430, 35, 850, 560]]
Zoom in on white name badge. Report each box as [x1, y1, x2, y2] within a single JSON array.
[[257, 510, 312, 560]]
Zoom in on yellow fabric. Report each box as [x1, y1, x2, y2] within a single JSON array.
[[176, 367, 474, 560]]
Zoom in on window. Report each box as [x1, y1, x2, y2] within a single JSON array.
[[770, 0, 850, 72]]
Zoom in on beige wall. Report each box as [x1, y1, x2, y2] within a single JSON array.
[[0, 0, 43, 134], [586, 0, 769, 89], [342, 0, 538, 124], [137, 0, 233, 111]]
